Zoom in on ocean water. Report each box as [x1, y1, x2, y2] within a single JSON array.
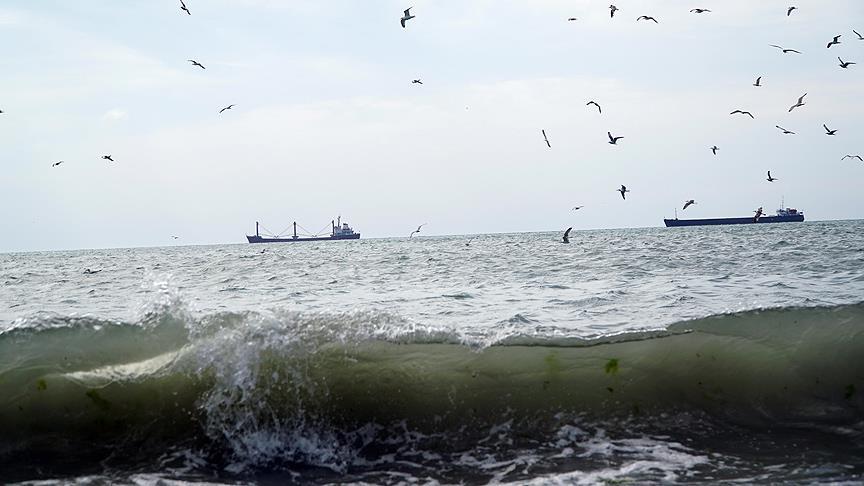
[[1, 220, 863, 484]]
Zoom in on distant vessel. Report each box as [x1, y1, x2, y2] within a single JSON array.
[[664, 207, 804, 227], [247, 217, 360, 243]]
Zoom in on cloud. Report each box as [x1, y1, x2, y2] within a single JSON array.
[[102, 109, 128, 122]]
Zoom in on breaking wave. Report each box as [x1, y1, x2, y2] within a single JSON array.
[[1, 302, 863, 481]]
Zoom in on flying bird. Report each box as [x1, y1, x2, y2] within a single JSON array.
[[171, 235, 180, 239], [571, 206, 583, 211], [787, 6, 797, 16], [542, 129, 551, 148], [730, 110, 754, 119], [0, 109, 4, 113], [690, 9, 711, 13], [607, 132, 623, 144], [412, 79, 422, 84], [609, 5, 619, 18], [587, 101, 601, 113], [711, 145, 719, 155], [766, 171, 778, 182], [823, 124, 837, 135], [775, 125, 795, 134], [187, 59, 205, 69], [567, 18, 578, 21], [788, 93, 806, 112], [753, 76, 762, 87], [617, 185, 630, 200], [102, 155, 114, 162], [770, 45, 801, 54], [400, 7, 415, 28], [409, 224, 425, 238], [179, 0, 190, 15], [52, 161, 64, 167], [563, 227, 572, 244], [219, 104, 235, 114], [827, 35, 842, 48], [839, 57, 856, 69], [842, 155, 863, 161], [683, 200, 696, 210], [854, 29, 864, 40], [754, 207, 764, 222], [637, 15, 659, 23]]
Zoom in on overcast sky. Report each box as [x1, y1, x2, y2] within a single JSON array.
[[1, 0, 863, 252]]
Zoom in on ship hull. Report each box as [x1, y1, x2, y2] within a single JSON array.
[[664, 215, 804, 227], [246, 234, 360, 243]]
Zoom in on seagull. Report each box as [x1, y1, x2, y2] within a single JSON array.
[[219, 104, 235, 114], [839, 57, 856, 68], [571, 206, 583, 211], [567, 17, 578, 21], [618, 185, 630, 200], [827, 35, 842, 48], [766, 171, 778, 182], [637, 15, 659, 23], [690, 8, 711, 14], [754, 207, 764, 222], [775, 125, 795, 135], [788, 93, 806, 112], [753, 76, 762, 87], [787, 6, 797, 16], [412, 79, 422, 84], [587, 101, 601, 113], [102, 155, 114, 162], [854, 29, 864, 41], [823, 124, 837, 135], [770, 45, 801, 54], [171, 235, 180, 239], [83, 268, 102, 275], [409, 224, 425, 238], [52, 161, 64, 167], [608, 132, 623, 144], [609, 5, 619, 18], [179, 0, 190, 15], [563, 227, 572, 244], [187, 59, 206, 69], [711, 145, 719, 155], [542, 129, 551, 148], [400, 7, 414, 28], [730, 110, 754, 119], [683, 200, 696, 210], [842, 155, 863, 161]]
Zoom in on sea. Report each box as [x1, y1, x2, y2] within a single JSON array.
[[1, 220, 863, 485]]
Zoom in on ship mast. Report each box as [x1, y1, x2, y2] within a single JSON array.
[[293, 221, 298, 239]]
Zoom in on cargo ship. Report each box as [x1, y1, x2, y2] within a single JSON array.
[[664, 207, 804, 227], [246, 217, 360, 243]]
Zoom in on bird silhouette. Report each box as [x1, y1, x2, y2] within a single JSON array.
[[711, 146, 719, 155], [637, 15, 659, 23], [400, 7, 415, 28], [52, 161, 64, 167], [409, 224, 426, 238], [187, 59, 206, 69], [787, 6, 797, 16], [788, 93, 806, 112], [827, 35, 842, 48], [690, 9, 711, 14], [618, 185, 630, 200], [179, 0, 190, 15], [542, 129, 551, 148], [587, 101, 601, 113], [770, 45, 801, 54], [412, 79, 422, 84], [219, 104, 235, 114], [775, 125, 795, 135], [730, 110, 754, 119], [766, 171, 778, 182], [609, 5, 619, 18], [842, 155, 863, 161], [102, 155, 114, 162], [563, 227, 572, 243], [839, 57, 856, 69], [608, 132, 623, 144], [683, 200, 696, 210], [823, 124, 837, 135], [753, 76, 762, 87]]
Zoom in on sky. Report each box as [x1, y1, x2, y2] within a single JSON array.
[[1, 0, 863, 252]]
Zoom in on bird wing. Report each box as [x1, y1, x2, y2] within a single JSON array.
[[400, 18, 406, 27], [856, 156, 864, 161], [854, 29, 861, 38], [404, 7, 412, 16], [770, 44, 783, 49], [787, 49, 801, 53]]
